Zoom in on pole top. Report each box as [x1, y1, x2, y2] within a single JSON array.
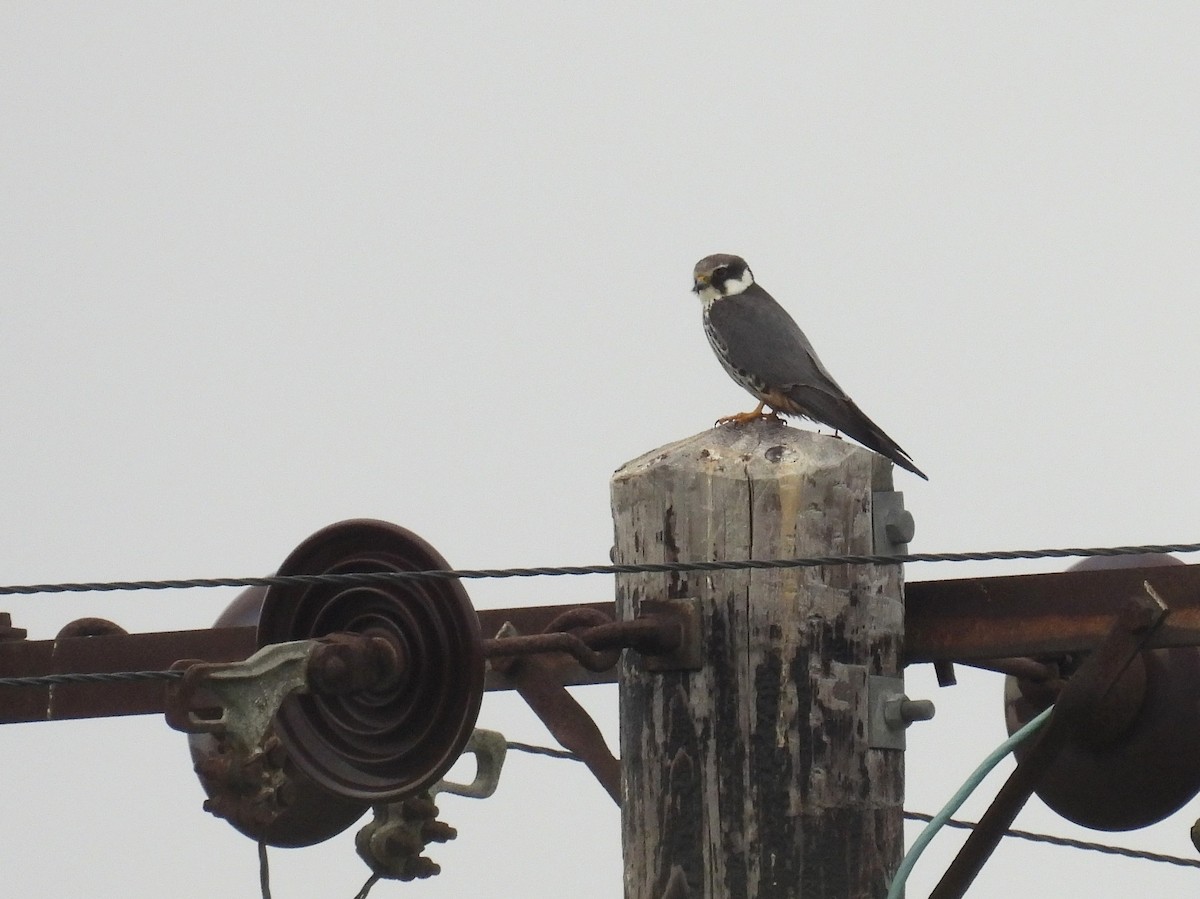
[[613, 420, 894, 490]]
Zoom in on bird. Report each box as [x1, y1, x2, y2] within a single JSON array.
[[692, 253, 928, 480]]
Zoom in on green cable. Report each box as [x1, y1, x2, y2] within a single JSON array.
[[886, 705, 1054, 899]]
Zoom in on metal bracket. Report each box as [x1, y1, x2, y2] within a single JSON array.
[[355, 793, 455, 883], [872, 491, 915, 555], [432, 729, 507, 800], [490, 622, 622, 803], [868, 674, 935, 750], [166, 640, 317, 751]]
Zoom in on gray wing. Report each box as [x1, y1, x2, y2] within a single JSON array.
[[706, 284, 847, 397], [708, 284, 928, 479]]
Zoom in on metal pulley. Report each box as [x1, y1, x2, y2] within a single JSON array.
[[178, 519, 486, 846], [1004, 554, 1200, 831]]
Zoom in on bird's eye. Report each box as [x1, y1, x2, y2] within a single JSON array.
[[711, 266, 729, 283]]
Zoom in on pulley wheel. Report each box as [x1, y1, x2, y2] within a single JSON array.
[[258, 519, 484, 803]]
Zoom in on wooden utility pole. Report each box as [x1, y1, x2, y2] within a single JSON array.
[[612, 423, 905, 899]]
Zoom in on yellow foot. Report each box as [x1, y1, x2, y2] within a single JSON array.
[[715, 402, 785, 426]]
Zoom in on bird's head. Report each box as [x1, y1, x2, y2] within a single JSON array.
[[692, 254, 754, 304]]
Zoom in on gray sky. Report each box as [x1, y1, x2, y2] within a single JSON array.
[[4, 4, 1200, 897]]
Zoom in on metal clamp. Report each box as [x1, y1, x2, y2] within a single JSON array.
[[166, 641, 317, 750], [165, 633, 401, 749], [354, 727, 508, 884], [432, 729, 508, 800], [356, 793, 456, 883]]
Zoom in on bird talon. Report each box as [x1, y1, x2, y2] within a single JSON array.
[[715, 401, 784, 427]]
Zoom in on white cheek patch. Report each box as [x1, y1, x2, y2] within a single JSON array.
[[722, 269, 755, 296]]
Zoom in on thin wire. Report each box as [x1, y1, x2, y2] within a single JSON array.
[[0, 669, 184, 688], [903, 812, 1200, 870], [886, 706, 1054, 899], [505, 740, 583, 762], [352, 873, 381, 899], [258, 841, 271, 899], [487, 740, 1200, 871], [1, 542, 1198, 597]]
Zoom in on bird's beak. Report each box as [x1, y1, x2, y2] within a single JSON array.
[[691, 276, 708, 293]]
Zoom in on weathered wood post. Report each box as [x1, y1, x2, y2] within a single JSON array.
[[612, 423, 906, 899]]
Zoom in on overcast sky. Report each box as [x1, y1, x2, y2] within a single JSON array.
[[4, 4, 1200, 897]]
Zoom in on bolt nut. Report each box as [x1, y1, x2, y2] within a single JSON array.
[[309, 647, 352, 694], [884, 509, 916, 545], [409, 857, 441, 880], [422, 820, 457, 843]]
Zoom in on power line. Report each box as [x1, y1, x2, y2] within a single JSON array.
[[0, 669, 1193, 875], [504, 741, 583, 762], [1, 541, 1197, 597], [0, 669, 183, 688], [903, 811, 1200, 870], [500, 742, 1200, 872]]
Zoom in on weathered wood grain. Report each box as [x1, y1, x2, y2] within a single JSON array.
[[612, 422, 903, 899]]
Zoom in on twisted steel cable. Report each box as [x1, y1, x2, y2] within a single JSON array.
[[1, 542, 1198, 597], [903, 811, 1200, 869]]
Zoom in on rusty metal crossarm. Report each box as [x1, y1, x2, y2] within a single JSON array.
[[3, 564, 1200, 724], [905, 563, 1200, 662]]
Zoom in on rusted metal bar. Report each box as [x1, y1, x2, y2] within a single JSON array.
[[490, 622, 621, 804], [0, 626, 256, 723], [3, 563, 1199, 723], [0, 606, 621, 723], [0, 603, 680, 723], [959, 657, 1060, 682], [927, 591, 1168, 899], [482, 614, 682, 673], [905, 563, 1200, 662], [484, 631, 619, 672]]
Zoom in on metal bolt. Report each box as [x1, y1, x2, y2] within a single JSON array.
[[884, 695, 935, 730], [309, 648, 352, 694], [422, 820, 457, 843], [899, 698, 935, 723], [884, 509, 916, 545], [409, 857, 440, 880], [309, 634, 404, 695]]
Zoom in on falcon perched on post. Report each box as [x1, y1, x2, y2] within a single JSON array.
[[692, 253, 927, 480]]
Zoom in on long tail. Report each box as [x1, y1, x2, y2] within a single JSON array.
[[785, 388, 928, 480]]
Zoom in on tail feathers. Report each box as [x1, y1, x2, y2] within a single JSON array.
[[782, 387, 928, 480]]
